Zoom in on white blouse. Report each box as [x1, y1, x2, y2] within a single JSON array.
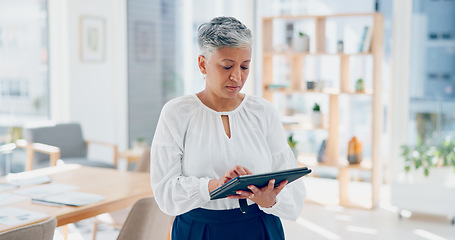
[[150, 94, 306, 220]]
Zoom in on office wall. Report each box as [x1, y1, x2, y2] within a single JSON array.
[[127, 0, 163, 147], [50, 0, 128, 162]]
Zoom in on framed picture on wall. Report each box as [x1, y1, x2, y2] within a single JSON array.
[[134, 21, 156, 62], [80, 16, 105, 62]]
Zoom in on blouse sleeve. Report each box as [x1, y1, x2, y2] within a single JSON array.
[[150, 104, 211, 216], [258, 102, 307, 221]]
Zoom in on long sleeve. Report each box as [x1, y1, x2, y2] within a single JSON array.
[[258, 101, 307, 221], [150, 102, 211, 216], [150, 94, 306, 217]]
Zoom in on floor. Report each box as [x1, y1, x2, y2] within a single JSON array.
[[52, 177, 455, 240]]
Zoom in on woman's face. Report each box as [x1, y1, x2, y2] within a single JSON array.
[[198, 47, 251, 99]]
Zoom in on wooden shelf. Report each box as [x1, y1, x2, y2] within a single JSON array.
[[262, 12, 379, 21], [265, 87, 374, 96], [283, 123, 328, 131], [262, 13, 383, 209], [297, 154, 372, 170], [263, 52, 373, 57]]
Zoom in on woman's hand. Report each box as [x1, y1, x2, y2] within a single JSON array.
[[208, 165, 253, 193], [228, 179, 288, 208]]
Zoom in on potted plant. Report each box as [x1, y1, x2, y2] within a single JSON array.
[[400, 137, 455, 181], [288, 134, 298, 157], [132, 137, 148, 152], [311, 103, 322, 127], [355, 78, 365, 92], [293, 32, 310, 52], [393, 138, 455, 222]]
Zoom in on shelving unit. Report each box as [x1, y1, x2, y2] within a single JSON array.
[[262, 13, 383, 208]]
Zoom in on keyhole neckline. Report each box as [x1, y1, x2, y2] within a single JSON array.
[[193, 94, 248, 115]]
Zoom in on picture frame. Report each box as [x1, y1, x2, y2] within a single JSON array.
[[80, 16, 105, 62], [134, 21, 156, 62]]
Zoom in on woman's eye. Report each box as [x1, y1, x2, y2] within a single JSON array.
[[223, 66, 232, 70], [241, 66, 249, 70]]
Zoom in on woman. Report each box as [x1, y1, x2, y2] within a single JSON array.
[[151, 16, 306, 239]]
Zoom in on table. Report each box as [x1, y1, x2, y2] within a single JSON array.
[[0, 164, 153, 233]]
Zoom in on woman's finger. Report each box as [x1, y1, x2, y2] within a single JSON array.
[[233, 165, 252, 176], [267, 179, 275, 191], [225, 169, 238, 179], [247, 185, 260, 194], [274, 180, 288, 194], [227, 190, 250, 199]]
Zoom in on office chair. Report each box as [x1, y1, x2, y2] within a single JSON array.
[[0, 143, 15, 176], [17, 122, 118, 171], [92, 148, 152, 239], [117, 197, 174, 240], [0, 217, 57, 240]]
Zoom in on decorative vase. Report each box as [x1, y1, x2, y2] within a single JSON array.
[[347, 136, 362, 164], [132, 139, 148, 152], [311, 111, 322, 127], [293, 34, 310, 52], [306, 81, 316, 90]]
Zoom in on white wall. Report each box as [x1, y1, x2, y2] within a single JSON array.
[[185, 0, 256, 95], [49, 0, 128, 162], [389, 0, 412, 180]]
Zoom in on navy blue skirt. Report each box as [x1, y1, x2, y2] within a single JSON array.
[[172, 204, 285, 240]]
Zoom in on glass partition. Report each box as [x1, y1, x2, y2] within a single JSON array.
[[0, 0, 49, 143], [408, 0, 455, 146]]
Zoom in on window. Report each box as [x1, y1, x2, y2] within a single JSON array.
[[0, 0, 49, 133], [408, 0, 455, 145]]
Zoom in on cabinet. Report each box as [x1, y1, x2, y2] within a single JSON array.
[[262, 13, 383, 208]]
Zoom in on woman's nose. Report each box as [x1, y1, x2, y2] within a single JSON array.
[[230, 68, 241, 81]]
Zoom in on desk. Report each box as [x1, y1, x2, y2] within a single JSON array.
[[0, 164, 153, 233]]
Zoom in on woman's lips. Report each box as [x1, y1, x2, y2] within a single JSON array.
[[226, 86, 240, 90]]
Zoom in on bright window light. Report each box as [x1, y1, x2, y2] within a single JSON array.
[[297, 217, 342, 240], [346, 225, 378, 235], [413, 229, 448, 240]]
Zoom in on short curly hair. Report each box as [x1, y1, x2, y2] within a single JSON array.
[[197, 16, 252, 59]]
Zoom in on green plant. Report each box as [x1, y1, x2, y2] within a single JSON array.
[[288, 134, 298, 149], [312, 103, 320, 112], [298, 32, 308, 38], [401, 137, 455, 177], [355, 78, 365, 92], [136, 137, 146, 142]]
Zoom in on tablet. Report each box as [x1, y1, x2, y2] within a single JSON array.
[[210, 167, 311, 200]]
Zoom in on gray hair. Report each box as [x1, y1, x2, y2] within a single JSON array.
[[197, 16, 252, 59]]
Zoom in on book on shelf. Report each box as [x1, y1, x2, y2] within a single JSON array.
[[359, 26, 374, 53]]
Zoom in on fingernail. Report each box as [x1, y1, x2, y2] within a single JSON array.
[[248, 186, 252, 189], [272, 179, 275, 184], [236, 191, 241, 194]]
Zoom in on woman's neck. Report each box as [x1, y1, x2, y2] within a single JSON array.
[[196, 91, 245, 112]]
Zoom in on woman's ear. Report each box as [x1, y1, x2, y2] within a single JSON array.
[[198, 55, 207, 75]]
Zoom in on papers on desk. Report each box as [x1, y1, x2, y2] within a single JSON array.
[[0, 183, 17, 192], [32, 191, 105, 207], [0, 207, 49, 225], [13, 183, 78, 198], [7, 175, 52, 186], [0, 193, 29, 206], [12, 183, 105, 207]]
